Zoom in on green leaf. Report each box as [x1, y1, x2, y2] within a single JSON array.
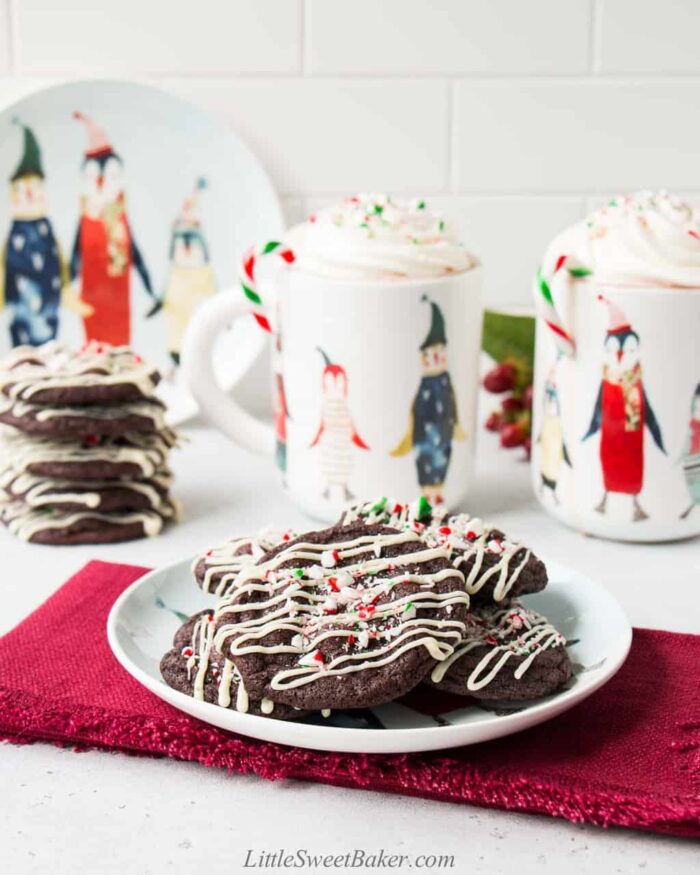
[[481, 309, 535, 368]]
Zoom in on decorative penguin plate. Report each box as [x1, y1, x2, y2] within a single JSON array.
[[0, 79, 283, 424], [108, 557, 632, 754]]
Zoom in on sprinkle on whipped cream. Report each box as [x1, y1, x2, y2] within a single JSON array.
[[285, 193, 478, 281], [544, 190, 700, 288]]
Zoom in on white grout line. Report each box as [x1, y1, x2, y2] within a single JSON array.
[[10, 69, 700, 85]]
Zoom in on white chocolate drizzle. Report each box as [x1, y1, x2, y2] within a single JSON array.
[[345, 498, 534, 602], [430, 602, 566, 691], [214, 530, 469, 693], [0, 341, 158, 401], [0, 499, 169, 540], [0, 428, 177, 480], [1, 467, 171, 511], [4, 398, 166, 431], [182, 612, 274, 715], [194, 530, 292, 596]]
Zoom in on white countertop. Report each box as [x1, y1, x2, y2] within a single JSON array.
[[2, 422, 698, 874]]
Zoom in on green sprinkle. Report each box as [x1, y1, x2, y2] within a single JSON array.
[[417, 200, 426, 210], [370, 497, 388, 513], [438, 219, 445, 231], [262, 240, 282, 255], [413, 495, 432, 521], [359, 222, 369, 230], [568, 266, 593, 278], [294, 568, 304, 578], [374, 204, 384, 215], [404, 602, 415, 613]]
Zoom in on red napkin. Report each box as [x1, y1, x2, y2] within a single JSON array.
[[0, 561, 698, 837]]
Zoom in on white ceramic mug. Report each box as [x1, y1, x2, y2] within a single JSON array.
[[532, 276, 700, 542], [182, 265, 482, 521]]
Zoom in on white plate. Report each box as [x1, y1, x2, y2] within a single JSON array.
[[107, 557, 632, 754], [0, 79, 282, 424]]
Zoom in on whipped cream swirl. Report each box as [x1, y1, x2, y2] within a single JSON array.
[[544, 190, 700, 288], [285, 194, 477, 281]]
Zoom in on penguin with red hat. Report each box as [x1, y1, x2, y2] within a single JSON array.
[[69, 111, 160, 346], [583, 295, 665, 521], [310, 348, 369, 501]]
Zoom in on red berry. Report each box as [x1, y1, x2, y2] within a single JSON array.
[[483, 363, 517, 394], [501, 395, 524, 414], [500, 423, 526, 448], [485, 411, 503, 432], [523, 385, 534, 409]]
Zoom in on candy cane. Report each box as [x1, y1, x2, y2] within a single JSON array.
[[535, 254, 592, 357], [240, 241, 295, 333]]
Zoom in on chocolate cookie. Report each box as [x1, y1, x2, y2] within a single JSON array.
[[429, 602, 572, 701], [160, 610, 303, 720], [1, 468, 171, 513], [344, 498, 547, 604], [0, 499, 178, 545], [214, 522, 470, 711], [0, 398, 166, 438], [0, 429, 178, 481], [193, 529, 295, 597], [0, 341, 160, 405]]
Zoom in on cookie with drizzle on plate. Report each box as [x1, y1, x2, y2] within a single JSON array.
[[342, 497, 548, 605], [214, 521, 470, 712], [428, 601, 572, 701]]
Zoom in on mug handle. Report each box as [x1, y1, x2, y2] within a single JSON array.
[[181, 293, 274, 456], [534, 254, 590, 358]]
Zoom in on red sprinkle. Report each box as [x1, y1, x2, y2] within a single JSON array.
[[486, 635, 498, 646], [466, 531, 477, 540], [347, 635, 356, 646], [84, 434, 99, 446], [327, 577, 339, 592], [182, 647, 193, 657], [313, 650, 324, 663], [282, 532, 291, 541], [392, 503, 403, 514], [439, 526, 451, 535]]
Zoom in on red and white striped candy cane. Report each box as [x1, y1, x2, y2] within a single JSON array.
[[534, 254, 592, 358], [240, 241, 295, 333]]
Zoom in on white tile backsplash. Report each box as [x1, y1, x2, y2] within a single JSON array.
[[598, 0, 700, 74], [0, 0, 10, 74], [161, 78, 449, 195], [453, 80, 700, 194], [307, 0, 591, 75], [2, 0, 700, 307], [14, 0, 302, 75]]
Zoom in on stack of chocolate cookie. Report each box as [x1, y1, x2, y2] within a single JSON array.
[[0, 342, 179, 545], [160, 498, 572, 721]]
